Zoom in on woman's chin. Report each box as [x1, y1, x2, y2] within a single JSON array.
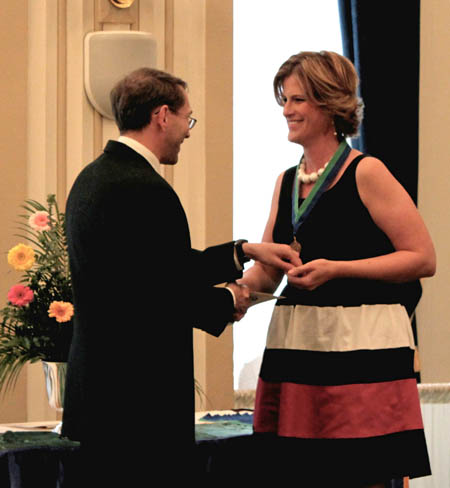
[[287, 133, 303, 145]]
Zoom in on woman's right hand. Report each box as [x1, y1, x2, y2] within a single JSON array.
[[287, 259, 337, 291]]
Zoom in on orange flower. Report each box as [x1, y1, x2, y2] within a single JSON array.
[[48, 301, 74, 323]]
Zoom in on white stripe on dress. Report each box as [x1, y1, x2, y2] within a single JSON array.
[[266, 304, 415, 352]]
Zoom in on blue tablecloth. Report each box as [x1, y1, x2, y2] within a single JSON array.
[[195, 411, 253, 440], [0, 413, 254, 485]]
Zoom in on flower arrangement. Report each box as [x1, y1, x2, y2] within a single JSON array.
[[0, 195, 73, 393]]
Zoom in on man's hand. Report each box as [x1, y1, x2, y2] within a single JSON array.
[[242, 242, 302, 272], [226, 282, 251, 321]]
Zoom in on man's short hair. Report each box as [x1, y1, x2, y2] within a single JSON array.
[[110, 67, 188, 133]]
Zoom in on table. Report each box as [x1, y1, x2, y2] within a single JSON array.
[[0, 412, 254, 485], [0, 421, 78, 487]]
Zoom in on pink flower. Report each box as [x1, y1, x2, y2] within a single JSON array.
[[7, 284, 34, 306], [48, 301, 74, 323], [28, 211, 51, 231]]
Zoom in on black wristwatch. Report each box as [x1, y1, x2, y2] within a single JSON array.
[[234, 239, 250, 266]]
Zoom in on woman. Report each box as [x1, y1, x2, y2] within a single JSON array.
[[239, 51, 435, 486]]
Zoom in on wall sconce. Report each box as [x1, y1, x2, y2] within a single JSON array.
[[84, 31, 157, 119], [110, 0, 136, 7]]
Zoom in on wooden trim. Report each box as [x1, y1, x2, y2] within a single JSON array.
[[162, 0, 174, 184], [57, 0, 67, 208], [93, 2, 104, 159]]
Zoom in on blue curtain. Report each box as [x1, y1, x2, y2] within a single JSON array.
[[338, 2, 423, 383]]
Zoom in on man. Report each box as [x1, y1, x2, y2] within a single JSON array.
[[61, 68, 300, 479]]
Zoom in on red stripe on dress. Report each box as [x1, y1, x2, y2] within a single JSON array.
[[253, 378, 423, 439]]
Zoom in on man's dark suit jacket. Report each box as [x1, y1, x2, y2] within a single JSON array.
[[61, 141, 242, 475]]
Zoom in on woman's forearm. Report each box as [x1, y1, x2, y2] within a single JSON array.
[[288, 250, 436, 292], [332, 250, 436, 283]]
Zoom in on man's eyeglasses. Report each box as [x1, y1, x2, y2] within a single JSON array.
[[186, 116, 197, 129], [154, 108, 197, 129]]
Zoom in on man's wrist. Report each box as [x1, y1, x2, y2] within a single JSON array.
[[234, 239, 250, 267]]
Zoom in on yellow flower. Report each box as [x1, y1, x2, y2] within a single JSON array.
[[7, 243, 35, 271], [48, 301, 74, 323]]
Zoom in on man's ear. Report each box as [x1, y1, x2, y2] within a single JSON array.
[[154, 105, 170, 129]]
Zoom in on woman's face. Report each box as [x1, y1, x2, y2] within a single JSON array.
[[282, 74, 333, 146]]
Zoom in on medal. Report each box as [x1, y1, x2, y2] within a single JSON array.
[[291, 141, 351, 253], [290, 236, 301, 253]]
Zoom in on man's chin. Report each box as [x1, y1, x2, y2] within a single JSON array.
[[160, 147, 181, 166], [160, 154, 179, 165]]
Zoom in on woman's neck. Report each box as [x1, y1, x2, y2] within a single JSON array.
[[302, 137, 341, 172]]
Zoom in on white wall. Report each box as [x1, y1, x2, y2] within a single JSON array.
[[233, 0, 343, 390]]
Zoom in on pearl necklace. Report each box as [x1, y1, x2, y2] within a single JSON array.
[[297, 156, 329, 184]]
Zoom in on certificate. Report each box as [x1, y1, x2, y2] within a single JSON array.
[[249, 291, 284, 307]]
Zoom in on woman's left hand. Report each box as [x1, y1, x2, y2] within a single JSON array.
[[287, 259, 336, 290]]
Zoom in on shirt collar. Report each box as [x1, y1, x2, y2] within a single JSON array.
[[117, 135, 160, 168]]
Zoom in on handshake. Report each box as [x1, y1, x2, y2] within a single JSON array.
[[227, 242, 302, 322]]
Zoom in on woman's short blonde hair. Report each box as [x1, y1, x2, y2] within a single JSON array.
[[273, 51, 364, 139]]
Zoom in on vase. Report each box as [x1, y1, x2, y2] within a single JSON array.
[[42, 361, 67, 411]]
